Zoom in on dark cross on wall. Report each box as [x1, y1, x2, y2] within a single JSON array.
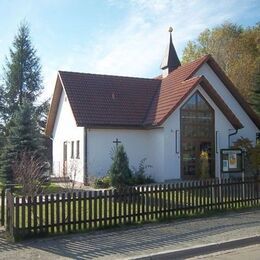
[[113, 138, 122, 147]]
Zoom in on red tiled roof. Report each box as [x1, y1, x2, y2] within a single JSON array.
[[145, 55, 208, 125], [45, 55, 259, 136], [59, 72, 160, 127]]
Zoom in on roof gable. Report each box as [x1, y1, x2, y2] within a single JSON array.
[[145, 75, 243, 129], [204, 57, 260, 129]]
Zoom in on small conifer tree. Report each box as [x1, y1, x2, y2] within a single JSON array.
[[108, 145, 132, 189]]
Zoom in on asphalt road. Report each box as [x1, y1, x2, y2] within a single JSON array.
[[189, 244, 260, 259]]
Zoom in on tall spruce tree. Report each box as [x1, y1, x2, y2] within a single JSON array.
[[0, 22, 47, 184], [2, 21, 42, 120]]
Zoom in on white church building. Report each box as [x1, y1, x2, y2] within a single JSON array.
[[45, 29, 260, 183]]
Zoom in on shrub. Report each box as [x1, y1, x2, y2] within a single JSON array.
[[94, 175, 111, 189], [102, 175, 111, 186], [131, 158, 154, 185], [12, 151, 49, 196], [232, 137, 260, 177], [249, 143, 260, 177]]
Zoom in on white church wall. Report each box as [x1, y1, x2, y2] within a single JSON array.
[[195, 63, 259, 145], [86, 128, 164, 182], [52, 89, 85, 183], [162, 109, 181, 181], [147, 128, 164, 181]]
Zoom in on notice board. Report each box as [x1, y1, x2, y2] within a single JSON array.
[[221, 149, 244, 173]]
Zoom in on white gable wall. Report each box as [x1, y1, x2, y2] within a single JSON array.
[[195, 63, 259, 145], [52, 89, 85, 182], [162, 84, 234, 180], [162, 108, 181, 180], [86, 128, 164, 182]]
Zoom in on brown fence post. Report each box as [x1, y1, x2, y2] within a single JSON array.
[[6, 189, 14, 239], [1, 188, 5, 226]]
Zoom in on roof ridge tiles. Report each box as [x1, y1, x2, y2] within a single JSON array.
[[58, 70, 161, 82]]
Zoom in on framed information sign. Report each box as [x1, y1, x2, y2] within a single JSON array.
[[220, 149, 244, 173]]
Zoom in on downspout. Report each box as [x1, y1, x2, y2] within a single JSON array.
[[84, 128, 88, 185], [228, 129, 238, 148], [48, 135, 54, 175]]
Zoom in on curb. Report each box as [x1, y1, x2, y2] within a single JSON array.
[[133, 235, 260, 260]]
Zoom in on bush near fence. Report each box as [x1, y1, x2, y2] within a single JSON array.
[[4, 177, 260, 240]]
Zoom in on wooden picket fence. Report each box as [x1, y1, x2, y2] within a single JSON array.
[[5, 177, 260, 239]]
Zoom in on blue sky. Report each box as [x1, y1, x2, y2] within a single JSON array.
[[0, 0, 259, 101]]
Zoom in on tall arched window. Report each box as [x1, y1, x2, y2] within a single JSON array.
[[180, 92, 215, 179]]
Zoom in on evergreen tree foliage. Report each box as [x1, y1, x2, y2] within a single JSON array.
[[0, 102, 44, 183], [2, 21, 42, 121], [182, 22, 260, 101], [108, 145, 132, 189]]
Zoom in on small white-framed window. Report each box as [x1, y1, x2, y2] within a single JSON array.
[[71, 141, 74, 158], [76, 140, 80, 159]]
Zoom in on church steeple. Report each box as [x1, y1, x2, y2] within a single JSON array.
[[160, 27, 181, 77]]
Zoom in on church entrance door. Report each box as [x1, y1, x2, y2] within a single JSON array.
[[180, 92, 215, 179]]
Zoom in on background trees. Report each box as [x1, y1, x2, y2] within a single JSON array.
[[251, 72, 260, 115], [182, 22, 260, 103]]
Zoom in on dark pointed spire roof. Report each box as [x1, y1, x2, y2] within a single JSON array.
[[160, 27, 181, 72]]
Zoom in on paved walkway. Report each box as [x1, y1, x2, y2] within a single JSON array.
[[0, 209, 259, 259]]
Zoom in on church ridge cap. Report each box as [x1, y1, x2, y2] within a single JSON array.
[[58, 70, 161, 82]]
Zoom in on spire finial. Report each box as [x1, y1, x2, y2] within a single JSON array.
[[160, 26, 181, 76]]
